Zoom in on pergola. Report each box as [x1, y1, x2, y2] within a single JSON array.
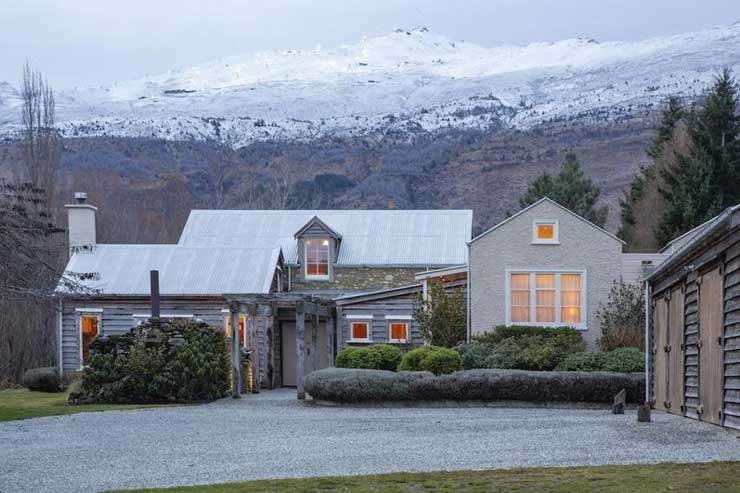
[[224, 293, 335, 399]]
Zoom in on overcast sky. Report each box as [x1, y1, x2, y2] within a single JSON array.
[[2, 0, 739, 89]]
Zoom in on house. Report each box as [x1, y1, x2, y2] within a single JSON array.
[[468, 197, 667, 348], [646, 203, 740, 430], [58, 193, 472, 397]]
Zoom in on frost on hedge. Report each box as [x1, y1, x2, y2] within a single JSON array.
[[305, 367, 644, 404]]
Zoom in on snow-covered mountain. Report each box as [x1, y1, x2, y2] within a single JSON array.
[[2, 24, 740, 147]]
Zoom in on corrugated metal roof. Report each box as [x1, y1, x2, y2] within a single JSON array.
[[177, 209, 472, 266], [60, 245, 281, 295]]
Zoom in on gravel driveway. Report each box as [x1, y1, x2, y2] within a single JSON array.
[[1, 389, 739, 492]]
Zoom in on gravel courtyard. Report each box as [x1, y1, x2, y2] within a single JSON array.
[[1, 389, 740, 492]]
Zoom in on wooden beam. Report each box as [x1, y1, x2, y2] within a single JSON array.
[[336, 306, 343, 352], [328, 312, 335, 367], [229, 301, 241, 398], [296, 302, 305, 400], [312, 313, 320, 372]]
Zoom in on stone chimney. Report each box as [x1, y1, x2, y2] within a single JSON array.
[[65, 192, 97, 256]]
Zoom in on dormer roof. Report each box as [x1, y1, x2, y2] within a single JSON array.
[[294, 215, 342, 241]]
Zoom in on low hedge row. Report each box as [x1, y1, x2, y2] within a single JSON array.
[[21, 367, 62, 392], [398, 346, 462, 375], [304, 367, 644, 404], [555, 347, 645, 373], [335, 344, 402, 371]]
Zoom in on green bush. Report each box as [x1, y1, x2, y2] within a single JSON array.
[[335, 344, 402, 371], [555, 352, 607, 371], [474, 325, 582, 346], [72, 319, 230, 404], [478, 332, 585, 371], [397, 346, 436, 371], [398, 346, 462, 375], [21, 367, 61, 392], [305, 368, 644, 403], [555, 348, 645, 372], [603, 347, 645, 373], [456, 343, 490, 370], [419, 347, 462, 375]]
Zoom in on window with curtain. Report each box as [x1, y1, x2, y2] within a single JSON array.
[[350, 321, 370, 341], [80, 315, 99, 364], [389, 322, 409, 342], [305, 239, 330, 278], [509, 272, 583, 327]]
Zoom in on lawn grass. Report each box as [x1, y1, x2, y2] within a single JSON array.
[[123, 462, 740, 493], [0, 388, 167, 422]]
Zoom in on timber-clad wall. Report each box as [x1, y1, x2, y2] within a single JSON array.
[[61, 298, 273, 388], [650, 226, 740, 430], [339, 292, 424, 348]]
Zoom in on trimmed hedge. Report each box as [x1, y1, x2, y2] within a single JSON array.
[[555, 352, 607, 372], [474, 325, 582, 345], [398, 346, 462, 375], [71, 319, 230, 404], [335, 344, 402, 371], [21, 367, 61, 392], [305, 368, 644, 404]]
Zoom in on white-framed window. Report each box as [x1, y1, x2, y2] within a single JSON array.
[[350, 321, 371, 342], [388, 321, 409, 343], [304, 238, 330, 279], [532, 220, 559, 244], [225, 314, 248, 348], [506, 270, 586, 329], [76, 308, 102, 368]]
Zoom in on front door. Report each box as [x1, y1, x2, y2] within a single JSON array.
[[698, 266, 724, 424], [281, 322, 297, 387]]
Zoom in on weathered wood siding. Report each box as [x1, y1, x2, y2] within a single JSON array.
[[339, 292, 424, 348], [723, 239, 740, 429], [650, 226, 740, 430]]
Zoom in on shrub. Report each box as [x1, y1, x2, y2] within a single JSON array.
[[555, 352, 607, 372], [305, 368, 644, 404], [474, 325, 582, 346], [73, 319, 230, 404], [419, 347, 462, 375], [456, 342, 490, 370], [481, 332, 585, 371], [597, 281, 645, 351], [412, 281, 466, 347], [397, 346, 436, 371], [399, 346, 461, 375], [603, 347, 645, 373], [335, 344, 402, 371], [21, 367, 61, 392]]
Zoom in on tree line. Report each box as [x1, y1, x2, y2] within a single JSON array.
[[518, 68, 740, 253]]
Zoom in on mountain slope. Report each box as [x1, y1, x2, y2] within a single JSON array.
[[2, 24, 740, 146]]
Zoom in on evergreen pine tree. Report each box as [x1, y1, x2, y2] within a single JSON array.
[[656, 68, 740, 245], [519, 151, 608, 227]]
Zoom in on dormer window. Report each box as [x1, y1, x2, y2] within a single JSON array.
[[305, 238, 330, 279], [532, 220, 559, 244]]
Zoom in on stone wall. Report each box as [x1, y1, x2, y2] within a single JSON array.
[[288, 266, 419, 291]]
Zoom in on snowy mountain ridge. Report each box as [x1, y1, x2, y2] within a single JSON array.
[[2, 24, 740, 147]]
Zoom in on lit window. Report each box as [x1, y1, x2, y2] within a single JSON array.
[[508, 272, 583, 327], [80, 315, 100, 364], [389, 322, 409, 343], [305, 239, 330, 278], [533, 221, 559, 244], [561, 274, 582, 324], [225, 315, 248, 348], [350, 322, 370, 341]]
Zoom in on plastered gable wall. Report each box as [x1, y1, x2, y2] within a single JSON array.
[[469, 200, 623, 348]]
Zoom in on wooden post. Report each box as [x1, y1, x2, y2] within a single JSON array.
[[248, 304, 259, 393], [336, 306, 343, 352], [296, 302, 305, 400], [312, 313, 320, 372], [327, 312, 335, 367], [230, 301, 241, 398], [149, 270, 160, 322]]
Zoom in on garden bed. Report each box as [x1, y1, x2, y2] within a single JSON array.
[[304, 368, 643, 404]]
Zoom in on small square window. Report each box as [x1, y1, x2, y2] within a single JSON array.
[[350, 321, 371, 341], [389, 322, 409, 343], [533, 221, 559, 244]]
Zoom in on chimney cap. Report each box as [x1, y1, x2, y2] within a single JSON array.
[[74, 192, 88, 203]]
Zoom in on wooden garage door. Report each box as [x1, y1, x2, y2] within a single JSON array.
[[699, 266, 724, 425], [653, 296, 669, 410], [667, 286, 685, 413]]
